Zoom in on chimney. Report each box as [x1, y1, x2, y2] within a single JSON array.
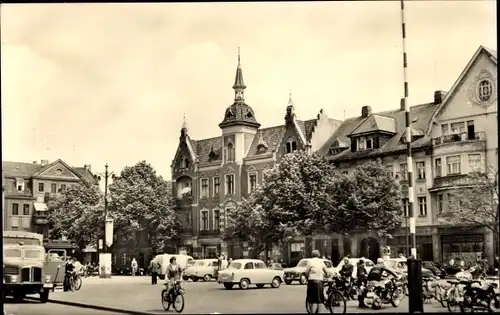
[[84, 164, 91, 171], [400, 98, 405, 111], [434, 90, 447, 104], [40, 160, 49, 166], [361, 106, 372, 118]]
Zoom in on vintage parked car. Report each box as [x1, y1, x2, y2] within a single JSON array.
[[268, 263, 284, 270], [384, 258, 434, 278], [331, 257, 375, 279], [3, 231, 65, 303], [183, 259, 218, 282], [217, 259, 284, 290], [422, 261, 446, 278], [283, 258, 336, 285]]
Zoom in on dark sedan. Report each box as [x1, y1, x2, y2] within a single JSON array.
[[422, 261, 446, 278]]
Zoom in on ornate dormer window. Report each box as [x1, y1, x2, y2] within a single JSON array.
[[285, 138, 297, 154], [400, 128, 424, 144], [256, 132, 268, 154], [225, 108, 234, 120], [181, 157, 190, 169], [246, 109, 254, 119], [348, 114, 396, 153], [328, 138, 349, 156], [208, 146, 219, 162], [16, 178, 25, 192]]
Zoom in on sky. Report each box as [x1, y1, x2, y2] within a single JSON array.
[[1, 1, 497, 179]]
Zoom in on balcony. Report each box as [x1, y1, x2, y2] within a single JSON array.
[[432, 131, 485, 145], [199, 229, 221, 237], [430, 174, 476, 191]]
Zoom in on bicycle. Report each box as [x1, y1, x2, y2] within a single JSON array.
[[305, 278, 346, 314], [445, 279, 465, 313], [68, 272, 83, 292], [162, 280, 185, 313]]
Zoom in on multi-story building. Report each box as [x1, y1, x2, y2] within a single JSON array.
[[171, 45, 497, 265], [318, 45, 497, 265], [170, 54, 342, 259], [2, 158, 98, 251]]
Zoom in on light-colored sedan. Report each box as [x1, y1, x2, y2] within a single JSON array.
[[183, 259, 218, 282], [217, 259, 284, 290], [332, 257, 375, 279], [283, 258, 336, 285]]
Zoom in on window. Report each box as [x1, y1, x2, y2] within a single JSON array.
[[60, 184, 67, 193], [437, 194, 444, 214], [402, 198, 409, 217], [450, 122, 465, 135], [16, 180, 24, 192], [248, 173, 257, 193], [441, 124, 449, 136], [244, 262, 254, 269], [254, 262, 266, 269], [121, 253, 128, 265], [468, 154, 481, 173], [365, 136, 373, 149], [291, 243, 303, 252], [478, 80, 493, 102], [285, 140, 297, 153], [213, 177, 220, 195], [446, 156, 461, 175], [418, 197, 427, 216], [358, 137, 366, 150], [200, 178, 208, 198], [51, 183, 57, 193], [399, 164, 407, 180], [38, 183, 44, 192], [435, 158, 442, 177], [12, 203, 19, 215], [200, 210, 209, 230], [416, 162, 425, 180], [182, 158, 190, 169], [226, 143, 235, 162], [467, 121, 475, 140], [213, 209, 220, 231], [23, 204, 30, 216], [225, 174, 235, 195]]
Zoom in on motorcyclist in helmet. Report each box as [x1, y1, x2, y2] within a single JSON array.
[[366, 258, 397, 300]]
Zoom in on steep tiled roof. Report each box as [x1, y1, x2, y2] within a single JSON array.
[[350, 114, 396, 136], [74, 167, 98, 184], [322, 102, 438, 161], [246, 125, 285, 158], [195, 137, 222, 165], [2, 161, 43, 178]]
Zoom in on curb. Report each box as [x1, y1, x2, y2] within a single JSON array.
[[26, 297, 155, 315]]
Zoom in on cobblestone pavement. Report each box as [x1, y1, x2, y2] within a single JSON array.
[[3, 276, 462, 315]]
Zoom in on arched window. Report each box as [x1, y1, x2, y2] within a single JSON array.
[[285, 139, 298, 154], [226, 143, 235, 162]]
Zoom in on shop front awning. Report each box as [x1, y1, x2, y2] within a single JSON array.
[[34, 202, 48, 211]]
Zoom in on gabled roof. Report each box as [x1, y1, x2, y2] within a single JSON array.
[[246, 125, 285, 158], [31, 159, 83, 179], [195, 137, 222, 165], [426, 45, 497, 134], [2, 161, 43, 178], [322, 102, 438, 161], [349, 114, 396, 136]]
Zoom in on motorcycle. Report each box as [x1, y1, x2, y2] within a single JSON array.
[[458, 278, 500, 312], [335, 274, 358, 300], [363, 275, 405, 310], [422, 275, 443, 304]]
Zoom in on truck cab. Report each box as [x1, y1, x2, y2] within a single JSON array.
[[3, 231, 65, 303]]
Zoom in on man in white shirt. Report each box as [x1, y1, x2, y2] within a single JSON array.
[[73, 258, 83, 275], [220, 255, 228, 270]]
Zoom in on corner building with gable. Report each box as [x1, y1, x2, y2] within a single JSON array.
[[170, 55, 342, 260]]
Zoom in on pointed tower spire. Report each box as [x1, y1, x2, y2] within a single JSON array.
[[285, 89, 295, 125], [233, 47, 246, 102], [288, 89, 293, 107], [180, 113, 188, 139]]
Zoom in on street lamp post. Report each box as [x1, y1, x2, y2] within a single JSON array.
[[93, 164, 116, 279]]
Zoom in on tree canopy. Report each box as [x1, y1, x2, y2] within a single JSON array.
[[47, 180, 104, 250], [325, 159, 403, 236], [108, 160, 179, 254]]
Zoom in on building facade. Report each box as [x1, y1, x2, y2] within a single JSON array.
[[316, 46, 497, 265], [2, 159, 98, 251], [170, 54, 342, 260], [171, 46, 497, 266]]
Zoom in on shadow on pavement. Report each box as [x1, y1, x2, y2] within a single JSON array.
[[24, 297, 155, 315], [4, 297, 40, 304]]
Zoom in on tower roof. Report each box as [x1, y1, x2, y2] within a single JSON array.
[[219, 48, 260, 129]]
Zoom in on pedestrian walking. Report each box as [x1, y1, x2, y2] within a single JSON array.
[[220, 255, 228, 270], [131, 258, 138, 277], [149, 258, 161, 285]]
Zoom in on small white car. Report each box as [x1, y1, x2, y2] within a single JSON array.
[[217, 259, 284, 290], [283, 258, 336, 285], [183, 259, 218, 282], [332, 257, 375, 279]]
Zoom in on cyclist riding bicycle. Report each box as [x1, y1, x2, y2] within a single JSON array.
[[164, 256, 183, 299]]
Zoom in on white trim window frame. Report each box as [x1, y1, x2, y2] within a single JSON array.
[[213, 176, 220, 197], [247, 171, 258, 194], [285, 138, 297, 154], [200, 177, 209, 199], [416, 161, 426, 180], [213, 208, 221, 232], [418, 196, 427, 216], [468, 153, 481, 173], [200, 209, 209, 231], [446, 155, 461, 175], [225, 173, 235, 195]]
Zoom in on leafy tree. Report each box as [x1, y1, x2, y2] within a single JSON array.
[[326, 159, 403, 236], [47, 180, 104, 250], [108, 161, 179, 255], [443, 167, 499, 259]]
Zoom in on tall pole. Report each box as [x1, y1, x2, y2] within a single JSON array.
[[103, 163, 109, 254], [400, 0, 417, 260]]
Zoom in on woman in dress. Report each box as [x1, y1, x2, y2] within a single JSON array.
[[305, 250, 330, 310]]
